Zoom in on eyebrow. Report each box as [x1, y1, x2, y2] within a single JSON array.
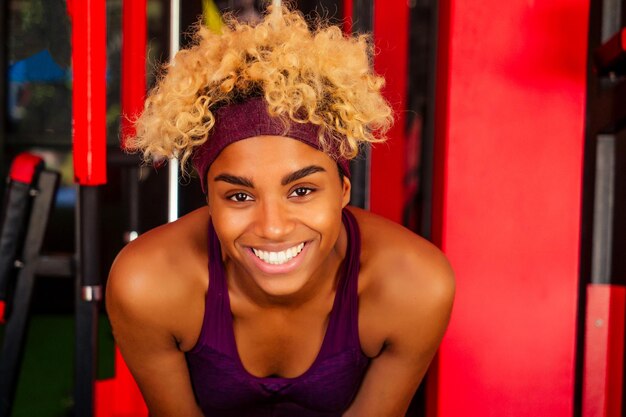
[[213, 173, 254, 188], [212, 165, 326, 188], [281, 165, 326, 186]]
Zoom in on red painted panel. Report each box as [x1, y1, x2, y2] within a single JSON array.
[[95, 350, 148, 417], [432, 1, 589, 416], [370, 0, 407, 223], [68, 0, 107, 185], [9, 153, 43, 184], [583, 284, 625, 417]]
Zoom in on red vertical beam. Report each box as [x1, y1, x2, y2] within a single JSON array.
[[120, 0, 147, 148], [69, 0, 107, 185], [431, 0, 589, 416], [583, 284, 626, 417], [343, 0, 353, 34], [369, 0, 407, 223]]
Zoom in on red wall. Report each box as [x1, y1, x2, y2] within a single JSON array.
[[432, 0, 589, 416]]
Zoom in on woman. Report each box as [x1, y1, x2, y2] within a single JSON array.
[[106, 6, 454, 417]]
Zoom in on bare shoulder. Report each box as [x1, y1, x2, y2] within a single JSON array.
[[349, 206, 454, 295], [348, 206, 455, 355], [106, 207, 210, 343], [105, 208, 209, 416]]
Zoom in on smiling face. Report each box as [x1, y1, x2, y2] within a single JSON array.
[[206, 135, 351, 301]]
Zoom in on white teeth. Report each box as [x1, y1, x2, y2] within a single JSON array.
[[252, 243, 305, 265]]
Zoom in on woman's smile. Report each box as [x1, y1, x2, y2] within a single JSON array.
[[245, 241, 312, 275], [251, 242, 305, 265]]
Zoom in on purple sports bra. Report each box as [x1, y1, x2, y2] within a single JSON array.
[[186, 209, 370, 417]]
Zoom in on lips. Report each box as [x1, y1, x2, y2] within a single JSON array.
[[251, 243, 305, 265]]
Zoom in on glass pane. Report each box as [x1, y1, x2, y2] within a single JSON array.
[[6, 0, 72, 147]]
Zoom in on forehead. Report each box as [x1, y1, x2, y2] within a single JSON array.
[[209, 135, 336, 173]]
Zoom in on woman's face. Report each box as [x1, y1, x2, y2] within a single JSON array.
[[207, 135, 351, 299]]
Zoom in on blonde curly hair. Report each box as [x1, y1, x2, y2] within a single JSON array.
[[128, 5, 393, 174]]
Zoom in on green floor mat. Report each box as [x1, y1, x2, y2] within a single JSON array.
[[0, 314, 114, 417]]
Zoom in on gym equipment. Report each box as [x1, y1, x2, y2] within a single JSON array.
[[0, 153, 60, 417]]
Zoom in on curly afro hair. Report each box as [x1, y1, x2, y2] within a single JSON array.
[[127, 4, 393, 175]]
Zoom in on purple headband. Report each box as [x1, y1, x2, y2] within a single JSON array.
[[192, 97, 350, 193]]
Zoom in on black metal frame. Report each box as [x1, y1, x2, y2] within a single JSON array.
[[0, 169, 60, 417], [417, 0, 440, 241], [74, 185, 102, 417], [0, 0, 8, 182]]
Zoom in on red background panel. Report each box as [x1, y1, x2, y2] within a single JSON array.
[[432, 0, 589, 416], [369, 0, 408, 223]]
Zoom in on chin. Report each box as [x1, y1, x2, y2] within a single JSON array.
[[257, 280, 304, 298], [251, 273, 311, 298]]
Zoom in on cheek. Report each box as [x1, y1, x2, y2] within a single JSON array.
[[209, 207, 250, 246], [302, 207, 343, 243]]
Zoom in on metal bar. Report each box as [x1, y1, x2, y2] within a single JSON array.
[[168, 0, 181, 222], [348, 0, 374, 209], [419, 0, 440, 240], [74, 185, 101, 417], [74, 292, 99, 417], [351, 0, 374, 34], [126, 166, 140, 242], [601, 0, 622, 42], [0, 170, 59, 417], [129, 167, 140, 233], [591, 135, 615, 284], [35, 254, 75, 278]]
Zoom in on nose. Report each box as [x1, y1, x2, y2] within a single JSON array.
[[254, 197, 295, 240]]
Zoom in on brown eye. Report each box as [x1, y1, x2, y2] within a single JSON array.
[[290, 187, 313, 198], [229, 192, 253, 202]]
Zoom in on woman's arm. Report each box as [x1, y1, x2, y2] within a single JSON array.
[[106, 244, 205, 417], [345, 241, 455, 417]]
